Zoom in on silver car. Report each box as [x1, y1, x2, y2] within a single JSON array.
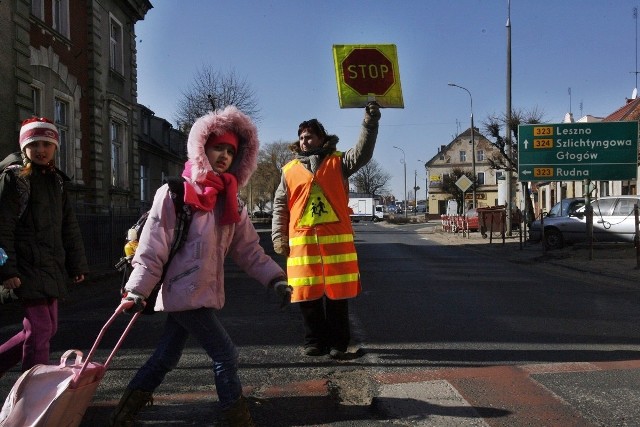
[[529, 196, 640, 249]]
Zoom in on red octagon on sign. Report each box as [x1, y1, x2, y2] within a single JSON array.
[[341, 48, 395, 96]]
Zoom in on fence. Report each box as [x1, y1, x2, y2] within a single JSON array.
[[75, 204, 142, 274]]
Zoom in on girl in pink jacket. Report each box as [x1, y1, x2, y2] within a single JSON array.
[[109, 106, 291, 427]]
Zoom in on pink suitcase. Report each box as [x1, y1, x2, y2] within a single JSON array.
[[0, 302, 140, 427]]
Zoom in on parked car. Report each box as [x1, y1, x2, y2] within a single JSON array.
[[545, 197, 586, 219], [529, 196, 640, 249], [464, 208, 479, 231]]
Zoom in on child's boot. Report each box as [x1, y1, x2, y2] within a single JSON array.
[[222, 395, 255, 427], [107, 388, 153, 427]]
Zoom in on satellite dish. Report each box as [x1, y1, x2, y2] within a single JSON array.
[[633, 88, 638, 99]]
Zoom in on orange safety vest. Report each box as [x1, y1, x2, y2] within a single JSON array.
[[283, 152, 361, 302]]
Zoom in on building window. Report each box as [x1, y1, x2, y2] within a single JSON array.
[[140, 164, 149, 202], [54, 98, 69, 173], [31, 0, 44, 19], [599, 181, 610, 197], [31, 85, 43, 117], [52, 0, 69, 39], [459, 150, 466, 162], [476, 150, 484, 161], [110, 121, 126, 187], [142, 116, 149, 135], [496, 170, 504, 182], [110, 16, 123, 74], [477, 172, 485, 185]]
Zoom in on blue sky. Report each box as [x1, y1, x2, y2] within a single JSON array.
[[136, 0, 638, 200]]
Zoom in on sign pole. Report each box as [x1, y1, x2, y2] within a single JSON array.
[[585, 178, 593, 260]]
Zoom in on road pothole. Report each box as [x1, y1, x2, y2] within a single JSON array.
[[326, 369, 377, 406]]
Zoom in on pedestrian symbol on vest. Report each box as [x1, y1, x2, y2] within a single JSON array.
[[298, 183, 339, 227], [311, 197, 329, 217]]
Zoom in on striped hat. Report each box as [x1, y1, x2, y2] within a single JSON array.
[[19, 117, 59, 151]]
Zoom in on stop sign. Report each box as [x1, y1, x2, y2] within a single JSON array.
[[341, 48, 395, 96]]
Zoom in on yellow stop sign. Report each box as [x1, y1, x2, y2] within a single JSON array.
[[342, 48, 395, 96], [333, 44, 404, 108]]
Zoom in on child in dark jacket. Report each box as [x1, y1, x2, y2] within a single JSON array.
[[0, 117, 88, 376]]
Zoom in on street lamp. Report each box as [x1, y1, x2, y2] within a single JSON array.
[[393, 145, 407, 218], [448, 83, 477, 209]]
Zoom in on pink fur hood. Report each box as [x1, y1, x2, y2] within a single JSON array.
[[187, 106, 259, 187]]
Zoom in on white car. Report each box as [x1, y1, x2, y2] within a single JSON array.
[[529, 196, 640, 249]]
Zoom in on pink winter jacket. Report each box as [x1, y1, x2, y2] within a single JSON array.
[[125, 184, 284, 312], [124, 106, 285, 312]]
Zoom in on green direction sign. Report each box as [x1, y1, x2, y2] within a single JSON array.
[[518, 121, 638, 182]]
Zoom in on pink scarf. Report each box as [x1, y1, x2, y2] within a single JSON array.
[[181, 161, 240, 225]]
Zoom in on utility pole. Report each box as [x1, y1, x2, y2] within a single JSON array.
[[414, 170, 418, 215], [418, 159, 429, 214], [393, 146, 407, 218], [505, 0, 513, 235]]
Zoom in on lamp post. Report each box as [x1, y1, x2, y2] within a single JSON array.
[[393, 145, 407, 218], [448, 83, 476, 209]]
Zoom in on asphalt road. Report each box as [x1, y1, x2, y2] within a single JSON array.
[[0, 220, 639, 426]]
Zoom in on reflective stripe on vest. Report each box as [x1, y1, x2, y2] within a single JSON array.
[[283, 153, 361, 301]]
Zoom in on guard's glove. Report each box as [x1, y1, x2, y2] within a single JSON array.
[[271, 279, 293, 310], [273, 240, 290, 257], [365, 101, 381, 123], [121, 291, 146, 314]]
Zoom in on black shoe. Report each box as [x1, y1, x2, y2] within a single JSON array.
[[303, 345, 325, 356], [329, 348, 348, 360]]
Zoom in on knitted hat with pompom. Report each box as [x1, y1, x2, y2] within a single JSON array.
[[19, 117, 59, 151]]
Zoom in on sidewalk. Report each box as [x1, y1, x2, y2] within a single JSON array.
[[410, 223, 640, 287]]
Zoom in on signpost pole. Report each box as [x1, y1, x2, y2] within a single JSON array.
[[585, 178, 593, 261]]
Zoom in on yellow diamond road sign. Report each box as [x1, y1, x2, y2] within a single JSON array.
[[333, 44, 404, 108], [455, 175, 473, 192]]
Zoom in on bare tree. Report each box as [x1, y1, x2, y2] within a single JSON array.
[[175, 66, 260, 132], [349, 159, 391, 196], [441, 168, 476, 213], [482, 106, 545, 223], [240, 140, 292, 211]]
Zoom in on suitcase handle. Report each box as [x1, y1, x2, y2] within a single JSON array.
[[59, 349, 84, 367], [72, 302, 140, 387]]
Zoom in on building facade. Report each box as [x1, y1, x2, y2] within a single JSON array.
[[0, 0, 184, 214], [425, 127, 509, 215]]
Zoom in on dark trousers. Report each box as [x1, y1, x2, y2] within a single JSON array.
[[299, 297, 350, 352]]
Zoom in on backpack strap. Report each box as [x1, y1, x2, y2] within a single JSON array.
[[165, 177, 192, 258], [1, 165, 30, 218]]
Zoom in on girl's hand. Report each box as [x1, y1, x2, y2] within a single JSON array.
[[73, 274, 85, 284], [2, 277, 21, 289]]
